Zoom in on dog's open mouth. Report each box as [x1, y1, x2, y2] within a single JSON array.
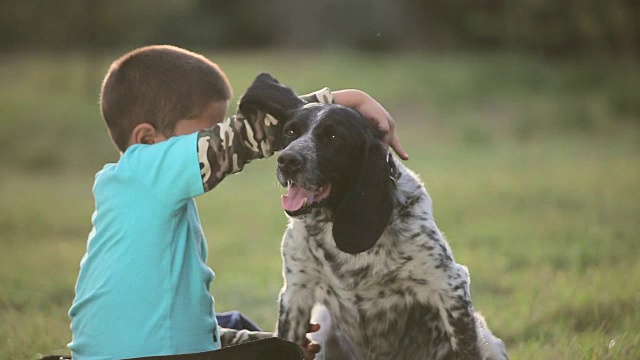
[[281, 181, 332, 216]]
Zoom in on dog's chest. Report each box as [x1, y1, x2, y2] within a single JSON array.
[[288, 220, 453, 359]]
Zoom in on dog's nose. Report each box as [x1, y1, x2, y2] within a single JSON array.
[[278, 151, 303, 173]]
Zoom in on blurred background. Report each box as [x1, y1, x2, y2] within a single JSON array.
[[1, 0, 639, 55], [1, 1, 639, 359]]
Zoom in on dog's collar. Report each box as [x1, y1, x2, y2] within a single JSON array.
[[388, 152, 399, 185]]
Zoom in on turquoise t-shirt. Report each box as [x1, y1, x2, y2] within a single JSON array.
[[68, 132, 221, 359]]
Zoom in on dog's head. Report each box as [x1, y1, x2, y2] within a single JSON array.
[[239, 73, 395, 254]]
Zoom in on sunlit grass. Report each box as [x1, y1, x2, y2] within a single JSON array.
[[0, 51, 638, 359]]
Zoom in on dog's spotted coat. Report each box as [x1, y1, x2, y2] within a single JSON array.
[[277, 160, 507, 359], [238, 73, 507, 359]]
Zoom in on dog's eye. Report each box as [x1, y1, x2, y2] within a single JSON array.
[[284, 128, 297, 138], [323, 131, 338, 142]]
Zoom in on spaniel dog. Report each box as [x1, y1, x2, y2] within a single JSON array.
[[240, 74, 508, 360]]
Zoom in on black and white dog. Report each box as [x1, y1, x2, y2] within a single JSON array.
[[240, 74, 508, 360]]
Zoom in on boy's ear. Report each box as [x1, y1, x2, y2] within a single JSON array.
[[238, 73, 305, 122], [131, 123, 166, 145]]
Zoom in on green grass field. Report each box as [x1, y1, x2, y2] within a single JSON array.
[[0, 51, 639, 359]]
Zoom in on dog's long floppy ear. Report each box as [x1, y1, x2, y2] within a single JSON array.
[[238, 73, 305, 122], [333, 142, 394, 254]]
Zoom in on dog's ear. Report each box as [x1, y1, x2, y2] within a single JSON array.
[[333, 142, 394, 254], [238, 73, 305, 122]]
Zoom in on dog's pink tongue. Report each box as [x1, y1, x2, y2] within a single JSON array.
[[281, 184, 314, 211]]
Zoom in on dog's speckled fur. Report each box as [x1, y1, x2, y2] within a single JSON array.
[[274, 105, 508, 360], [239, 73, 507, 359]]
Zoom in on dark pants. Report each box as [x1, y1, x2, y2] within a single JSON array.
[[43, 312, 302, 360], [215, 311, 261, 332], [124, 337, 303, 360]]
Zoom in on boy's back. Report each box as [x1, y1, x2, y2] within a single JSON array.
[[69, 134, 221, 358]]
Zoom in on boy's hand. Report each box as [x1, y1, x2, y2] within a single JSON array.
[[301, 323, 321, 360], [333, 89, 409, 160]]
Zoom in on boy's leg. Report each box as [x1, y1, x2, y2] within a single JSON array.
[[217, 311, 273, 347], [41, 313, 283, 360], [124, 337, 304, 360], [215, 310, 261, 331]]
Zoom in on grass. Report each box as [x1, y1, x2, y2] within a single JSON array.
[[0, 50, 639, 359]]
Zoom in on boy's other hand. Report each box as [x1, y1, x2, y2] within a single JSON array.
[[302, 323, 321, 360], [333, 89, 409, 160]]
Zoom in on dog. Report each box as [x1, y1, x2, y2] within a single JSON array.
[[239, 74, 508, 360]]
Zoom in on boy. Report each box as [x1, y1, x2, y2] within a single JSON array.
[[68, 45, 407, 360]]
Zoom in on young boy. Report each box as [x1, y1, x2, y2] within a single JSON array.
[[68, 45, 407, 360]]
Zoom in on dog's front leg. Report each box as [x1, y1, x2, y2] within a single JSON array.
[[276, 231, 317, 345], [276, 282, 315, 345], [435, 263, 483, 360]]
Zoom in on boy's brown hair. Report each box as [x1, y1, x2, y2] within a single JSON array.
[[100, 45, 232, 152]]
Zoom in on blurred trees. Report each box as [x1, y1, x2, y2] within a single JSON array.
[[0, 0, 637, 57]]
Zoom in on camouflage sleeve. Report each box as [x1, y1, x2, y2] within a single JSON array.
[[299, 87, 334, 105], [219, 327, 274, 347], [197, 89, 332, 192], [197, 109, 279, 192]]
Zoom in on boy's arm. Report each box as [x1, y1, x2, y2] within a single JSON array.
[[196, 111, 271, 192], [300, 87, 408, 160], [332, 89, 408, 160], [299, 87, 334, 105], [197, 89, 333, 192], [196, 73, 406, 193]]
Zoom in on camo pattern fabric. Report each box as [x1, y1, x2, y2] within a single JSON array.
[[219, 328, 274, 347], [197, 88, 333, 192]]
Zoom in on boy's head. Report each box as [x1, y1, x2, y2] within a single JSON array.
[[100, 45, 232, 152]]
